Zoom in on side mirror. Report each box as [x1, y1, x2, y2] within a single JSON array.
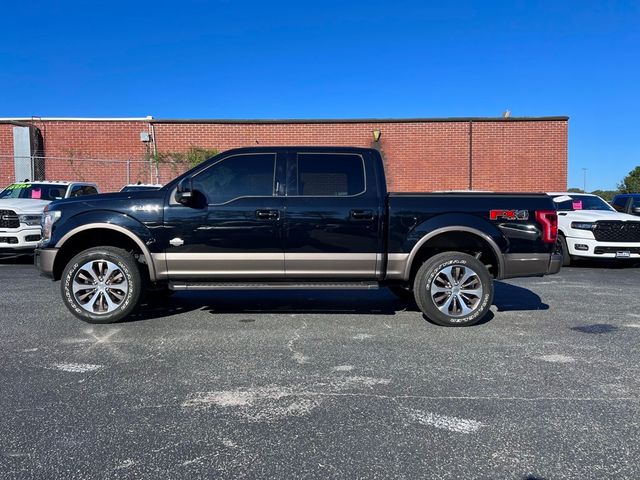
[[175, 177, 194, 205]]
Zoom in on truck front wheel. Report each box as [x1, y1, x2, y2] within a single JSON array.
[[413, 252, 494, 327], [61, 247, 143, 324]]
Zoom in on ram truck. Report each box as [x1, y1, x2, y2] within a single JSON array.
[[0, 181, 99, 255], [35, 147, 561, 326], [550, 192, 640, 265]]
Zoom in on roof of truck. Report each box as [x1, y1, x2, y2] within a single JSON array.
[[9, 180, 96, 186]]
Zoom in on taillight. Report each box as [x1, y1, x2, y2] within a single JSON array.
[[535, 210, 558, 244]]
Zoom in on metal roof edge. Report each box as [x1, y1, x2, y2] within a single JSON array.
[[0, 115, 570, 125], [0, 117, 153, 123], [148, 116, 569, 124]]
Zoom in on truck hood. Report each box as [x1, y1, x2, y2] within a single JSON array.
[[560, 210, 639, 222], [0, 198, 51, 214]]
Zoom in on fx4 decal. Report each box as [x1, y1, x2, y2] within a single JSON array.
[[490, 209, 529, 221]]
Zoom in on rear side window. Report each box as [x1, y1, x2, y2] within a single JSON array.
[[293, 153, 365, 196], [192, 153, 276, 204]]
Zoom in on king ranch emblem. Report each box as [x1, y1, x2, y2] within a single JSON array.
[[489, 209, 529, 221]]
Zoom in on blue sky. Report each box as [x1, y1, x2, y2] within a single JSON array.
[[1, 0, 638, 190]]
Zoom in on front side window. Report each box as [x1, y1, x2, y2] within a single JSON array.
[[293, 153, 365, 196], [192, 153, 276, 204], [613, 197, 627, 210], [69, 185, 84, 197]]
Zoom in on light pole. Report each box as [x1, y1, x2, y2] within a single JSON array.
[[582, 168, 588, 193]]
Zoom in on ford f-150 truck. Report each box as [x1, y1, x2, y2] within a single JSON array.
[[35, 147, 561, 326]]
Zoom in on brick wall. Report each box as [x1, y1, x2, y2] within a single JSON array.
[[0, 117, 568, 193]]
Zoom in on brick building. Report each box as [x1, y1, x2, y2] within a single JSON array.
[[0, 116, 568, 193]]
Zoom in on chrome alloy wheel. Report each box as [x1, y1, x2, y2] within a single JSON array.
[[72, 260, 129, 314], [429, 264, 483, 317]]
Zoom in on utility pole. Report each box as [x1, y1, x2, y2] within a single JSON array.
[[582, 168, 588, 193]]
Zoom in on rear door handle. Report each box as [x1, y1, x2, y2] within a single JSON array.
[[350, 209, 374, 220], [256, 209, 280, 220]]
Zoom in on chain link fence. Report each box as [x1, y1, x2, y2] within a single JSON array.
[[1, 155, 194, 192]]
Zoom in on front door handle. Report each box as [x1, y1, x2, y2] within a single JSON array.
[[256, 209, 280, 220], [350, 209, 374, 221]]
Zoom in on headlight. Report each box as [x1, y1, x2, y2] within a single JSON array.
[[19, 214, 43, 226], [571, 222, 596, 230], [41, 210, 62, 242]]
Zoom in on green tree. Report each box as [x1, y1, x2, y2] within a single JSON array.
[[567, 187, 584, 193], [589, 189, 619, 202], [618, 166, 640, 193]]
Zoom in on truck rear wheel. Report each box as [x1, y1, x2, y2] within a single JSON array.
[[413, 252, 493, 327], [557, 234, 572, 267], [61, 246, 143, 324]]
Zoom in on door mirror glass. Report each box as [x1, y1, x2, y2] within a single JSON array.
[[175, 177, 194, 205]]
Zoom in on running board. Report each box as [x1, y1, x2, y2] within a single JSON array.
[[169, 281, 380, 291]]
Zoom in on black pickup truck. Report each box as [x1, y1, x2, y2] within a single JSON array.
[[35, 147, 561, 326]]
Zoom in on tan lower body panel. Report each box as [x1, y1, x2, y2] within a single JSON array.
[[386, 253, 410, 280], [156, 252, 284, 279], [284, 253, 378, 278], [153, 252, 394, 279]]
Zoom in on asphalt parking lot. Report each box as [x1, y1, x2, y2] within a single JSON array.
[[1, 259, 639, 479]]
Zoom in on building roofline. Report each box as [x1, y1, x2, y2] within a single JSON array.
[[148, 116, 569, 124], [0, 116, 153, 123], [0, 115, 569, 125]]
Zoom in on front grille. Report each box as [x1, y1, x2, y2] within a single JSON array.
[[0, 210, 19, 229], [0, 236, 19, 244], [593, 221, 640, 242]]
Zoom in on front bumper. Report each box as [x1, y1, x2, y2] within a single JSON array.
[[565, 236, 640, 259], [34, 247, 58, 279], [502, 253, 562, 279], [0, 226, 42, 254]]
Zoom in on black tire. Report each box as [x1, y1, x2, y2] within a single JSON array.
[[61, 246, 143, 324], [388, 285, 414, 301], [557, 234, 571, 267], [413, 252, 494, 327]]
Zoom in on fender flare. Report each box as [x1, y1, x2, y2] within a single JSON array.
[[403, 226, 504, 280], [55, 222, 157, 281]]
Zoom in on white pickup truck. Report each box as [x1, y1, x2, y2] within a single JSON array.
[[0, 181, 99, 255], [549, 192, 640, 265]]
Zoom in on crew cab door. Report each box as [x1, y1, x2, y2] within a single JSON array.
[[162, 151, 286, 279], [283, 150, 382, 278]]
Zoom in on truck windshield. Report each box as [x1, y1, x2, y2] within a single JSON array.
[[554, 194, 614, 212], [0, 183, 66, 201]]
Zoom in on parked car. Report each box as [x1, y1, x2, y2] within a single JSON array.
[[549, 192, 640, 266], [0, 181, 99, 255], [611, 193, 640, 216], [36, 147, 561, 326], [120, 183, 163, 193]]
